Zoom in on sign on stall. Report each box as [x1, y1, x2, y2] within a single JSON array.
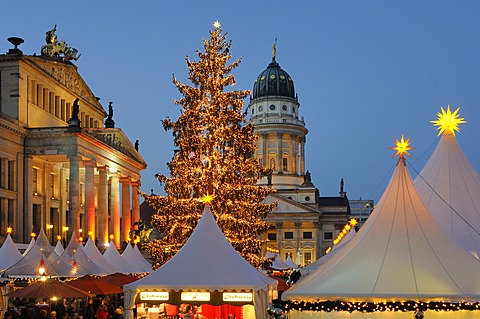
[[223, 292, 253, 302], [181, 292, 211, 301], [140, 291, 169, 301]]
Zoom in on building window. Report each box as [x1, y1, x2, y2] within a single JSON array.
[[8, 160, 14, 190], [284, 232, 293, 239], [324, 232, 333, 240], [269, 104, 276, 111], [303, 251, 312, 265], [282, 105, 287, 111], [282, 158, 288, 171], [267, 233, 276, 240], [50, 174, 55, 199], [33, 168, 38, 195], [303, 231, 312, 239], [258, 106, 263, 112]]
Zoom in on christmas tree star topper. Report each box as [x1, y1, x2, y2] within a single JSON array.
[[213, 20, 221, 29], [431, 105, 466, 137], [390, 135, 414, 159]]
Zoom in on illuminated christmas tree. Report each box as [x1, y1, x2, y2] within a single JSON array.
[[143, 22, 276, 267]]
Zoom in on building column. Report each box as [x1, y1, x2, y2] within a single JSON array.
[[121, 176, 131, 243], [131, 180, 141, 226], [110, 172, 121, 248], [300, 137, 306, 175], [295, 222, 302, 254], [68, 155, 81, 239], [314, 222, 322, 259], [291, 134, 297, 174], [84, 160, 96, 241], [24, 156, 33, 242], [277, 132, 283, 173], [97, 166, 109, 244], [276, 222, 283, 257], [261, 133, 267, 168]]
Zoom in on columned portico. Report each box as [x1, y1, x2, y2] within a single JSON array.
[[131, 180, 141, 226], [110, 172, 121, 248], [68, 155, 81, 239], [121, 176, 131, 242], [97, 166, 109, 244], [84, 160, 96, 241]]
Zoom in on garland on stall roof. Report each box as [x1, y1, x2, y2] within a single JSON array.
[[273, 299, 480, 313]]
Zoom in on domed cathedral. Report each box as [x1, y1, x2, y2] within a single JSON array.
[[249, 42, 350, 266]]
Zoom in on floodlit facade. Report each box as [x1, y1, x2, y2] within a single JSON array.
[[249, 51, 351, 266], [0, 35, 146, 247]]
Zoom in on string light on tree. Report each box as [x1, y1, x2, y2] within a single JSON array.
[[142, 22, 276, 268], [431, 105, 466, 136]]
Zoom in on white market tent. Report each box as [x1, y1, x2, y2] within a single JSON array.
[[60, 234, 111, 276], [54, 240, 65, 256], [284, 256, 297, 269], [265, 251, 291, 270], [124, 204, 276, 319], [103, 240, 137, 274], [414, 132, 480, 259], [5, 229, 78, 277], [120, 243, 152, 274], [283, 149, 480, 318], [83, 237, 121, 273], [0, 234, 23, 271]]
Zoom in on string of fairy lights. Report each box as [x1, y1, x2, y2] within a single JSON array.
[[274, 300, 480, 313]]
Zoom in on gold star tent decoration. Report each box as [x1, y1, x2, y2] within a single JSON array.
[[389, 135, 414, 159], [431, 105, 466, 136], [202, 194, 214, 204], [213, 20, 221, 29]]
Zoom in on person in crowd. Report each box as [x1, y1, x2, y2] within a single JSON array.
[[96, 305, 109, 319], [37, 310, 47, 319], [5, 312, 13, 319], [48, 311, 57, 319]]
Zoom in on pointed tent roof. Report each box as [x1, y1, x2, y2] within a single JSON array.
[[54, 240, 65, 256], [23, 237, 35, 256], [283, 156, 480, 303], [132, 244, 153, 272], [59, 234, 110, 276], [265, 251, 291, 270], [6, 229, 78, 277], [121, 243, 151, 274], [0, 234, 23, 270], [103, 241, 136, 274], [414, 133, 480, 259], [124, 204, 274, 291], [284, 256, 297, 269], [123, 204, 276, 319], [83, 238, 120, 273]]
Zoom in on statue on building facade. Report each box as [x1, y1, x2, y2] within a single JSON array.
[[41, 25, 81, 61], [104, 102, 115, 128]]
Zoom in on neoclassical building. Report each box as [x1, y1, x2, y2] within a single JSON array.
[[249, 51, 350, 266], [0, 34, 146, 248]]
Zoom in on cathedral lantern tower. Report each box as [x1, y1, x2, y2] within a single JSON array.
[[248, 43, 308, 190]]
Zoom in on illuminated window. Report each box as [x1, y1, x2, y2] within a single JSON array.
[[282, 158, 288, 171], [32, 168, 38, 195], [50, 174, 55, 199], [303, 251, 312, 265], [284, 232, 293, 239]]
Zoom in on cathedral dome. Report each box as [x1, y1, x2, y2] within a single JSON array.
[[253, 58, 295, 99]]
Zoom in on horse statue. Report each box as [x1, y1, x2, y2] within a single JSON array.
[[130, 219, 153, 243]]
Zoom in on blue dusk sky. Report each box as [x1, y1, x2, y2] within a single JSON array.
[[2, 1, 480, 203]]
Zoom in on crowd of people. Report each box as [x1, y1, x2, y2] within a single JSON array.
[[6, 295, 124, 319]]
